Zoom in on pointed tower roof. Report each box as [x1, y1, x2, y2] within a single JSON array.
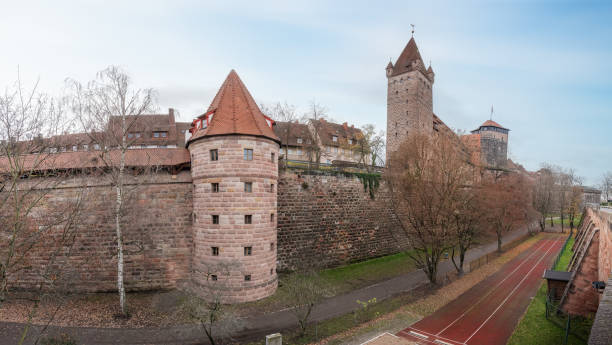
[[427, 65, 434, 73], [480, 119, 506, 129], [189, 70, 280, 144], [391, 37, 426, 77]]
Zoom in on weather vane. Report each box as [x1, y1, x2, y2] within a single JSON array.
[[411, 24, 415, 37]]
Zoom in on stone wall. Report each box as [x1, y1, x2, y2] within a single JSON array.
[[276, 170, 407, 271], [3, 171, 193, 293]]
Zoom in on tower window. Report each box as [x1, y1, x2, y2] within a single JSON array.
[[270, 242, 275, 251], [244, 148, 253, 161], [210, 149, 218, 161], [271, 152, 275, 162], [270, 268, 274, 275], [244, 246, 252, 256], [270, 213, 275, 222], [212, 215, 219, 224], [211, 247, 219, 256], [245, 215, 252, 224], [270, 184, 274, 192], [211, 274, 218, 281], [244, 275, 251, 281], [244, 182, 252, 193], [211, 183, 219, 193]]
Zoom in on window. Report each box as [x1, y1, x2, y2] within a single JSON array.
[[348, 139, 353, 145], [211, 274, 218, 281], [153, 131, 168, 138], [244, 247, 252, 256], [297, 149, 302, 156], [270, 242, 275, 251], [270, 213, 274, 222], [83, 144, 88, 151], [332, 135, 338, 142], [93, 144, 100, 150], [333, 147, 338, 153], [326, 146, 331, 153], [244, 275, 251, 281], [127, 133, 134, 139], [297, 137, 303, 144], [270, 184, 274, 192], [211, 247, 219, 256], [270, 268, 274, 275], [50, 147, 58, 153], [244, 148, 253, 161], [61, 146, 67, 152], [72, 145, 78, 152], [244, 182, 252, 193], [210, 149, 218, 161], [212, 215, 219, 224], [245, 215, 252, 224], [271, 152, 275, 162], [211, 183, 219, 193], [153, 132, 159, 138]]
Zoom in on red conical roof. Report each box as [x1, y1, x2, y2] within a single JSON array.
[[391, 37, 426, 77], [480, 119, 505, 128], [189, 70, 279, 143]]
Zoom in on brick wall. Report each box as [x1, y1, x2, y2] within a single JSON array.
[[2, 171, 193, 293], [276, 170, 407, 271]]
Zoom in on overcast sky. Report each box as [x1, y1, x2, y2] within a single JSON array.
[[1, 1, 611, 185]]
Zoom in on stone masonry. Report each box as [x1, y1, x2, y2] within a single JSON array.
[[189, 135, 279, 302]]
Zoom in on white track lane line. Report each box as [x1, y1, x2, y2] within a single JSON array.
[[462, 239, 559, 344], [400, 329, 465, 345], [435, 239, 550, 335]]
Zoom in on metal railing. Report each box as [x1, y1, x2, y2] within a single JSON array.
[[545, 294, 591, 344]]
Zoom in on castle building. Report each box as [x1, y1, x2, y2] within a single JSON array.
[[468, 120, 509, 168], [385, 37, 435, 161], [386, 36, 509, 169], [186, 70, 280, 302]]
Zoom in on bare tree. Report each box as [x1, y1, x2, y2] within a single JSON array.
[[600, 171, 612, 203], [181, 262, 244, 345], [260, 102, 299, 168], [348, 124, 385, 170], [481, 173, 533, 252], [67, 66, 156, 316], [555, 167, 580, 233], [302, 101, 328, 169], [0, 72, 86, 342], [385, 132, 472, 284], [450, 186, 485, 274], [281, 271, 333, 337], [566, 185, 583, 235], [532, 165, 555, 231]]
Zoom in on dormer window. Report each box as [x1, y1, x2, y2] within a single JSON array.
[[297, 138, 303, 144], [72, 145, 78, 152], [348, 139, 353, 145], [128, 132, 141, 139], [153, 131, 167, 138], [332, 135, 338, 142]]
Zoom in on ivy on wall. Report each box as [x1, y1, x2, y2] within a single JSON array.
[[354, 172, 380, 199]]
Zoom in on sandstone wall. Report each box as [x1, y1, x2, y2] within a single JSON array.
[[276, 170, 407, 271], [3, 171, 193, 293]]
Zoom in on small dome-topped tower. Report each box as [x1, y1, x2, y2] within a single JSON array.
[[187, 70, 280, 302]]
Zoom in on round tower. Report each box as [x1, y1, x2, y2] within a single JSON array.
[[187, 70, 280, 302]]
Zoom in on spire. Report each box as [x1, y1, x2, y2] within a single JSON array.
[[189, 70, 279, 143], [390, 37, 425, 77]]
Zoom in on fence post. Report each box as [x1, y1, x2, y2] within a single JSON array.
[[545, 298, 549, 319], [564, 314, 570, 344]]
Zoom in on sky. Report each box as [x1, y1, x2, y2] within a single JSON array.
[[1, 0, 611, 185]]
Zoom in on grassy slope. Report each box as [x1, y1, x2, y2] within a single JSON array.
[[554, 236, 575, 271], [507, 284, 587, 345]]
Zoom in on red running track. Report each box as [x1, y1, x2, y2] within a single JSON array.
[[397, 236, 564, 345]]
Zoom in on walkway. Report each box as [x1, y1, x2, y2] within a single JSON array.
[[0, 228, 528, 345]]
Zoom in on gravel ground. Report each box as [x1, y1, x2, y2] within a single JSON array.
[[0, 290, 190, 328]]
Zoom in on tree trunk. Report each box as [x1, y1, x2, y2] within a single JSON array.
[[549, 215, 554, 227], [560, 213, 565, 233], [539, 216, 546, 232], [116, 116, 127, 316], [497, 232, 503, 252]]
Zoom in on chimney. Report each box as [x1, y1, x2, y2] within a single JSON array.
[[169, 108, 175, 125], [342, 122, 348, 130]]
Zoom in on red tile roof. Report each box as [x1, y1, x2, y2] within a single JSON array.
[[189, 70, 279, 143], [480, 119, 505, 128], [0, 148, 190, 173], [390, 37, 427, 77]]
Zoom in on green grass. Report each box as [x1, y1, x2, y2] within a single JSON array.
[[554, 236, 575, 271], [319, 251, 416, 294], [508, 284, 590, 345], [552, 214, 582, 227]]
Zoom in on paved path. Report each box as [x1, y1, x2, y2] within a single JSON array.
[[398, 235, 564, 345], [0, 228, 528, 345]]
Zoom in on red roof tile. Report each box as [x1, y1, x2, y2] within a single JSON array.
[[480, 119, 505, 128], [390, 37, 426, 77], [0, 148, 190, 173], [189, 70, 279, 143]]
